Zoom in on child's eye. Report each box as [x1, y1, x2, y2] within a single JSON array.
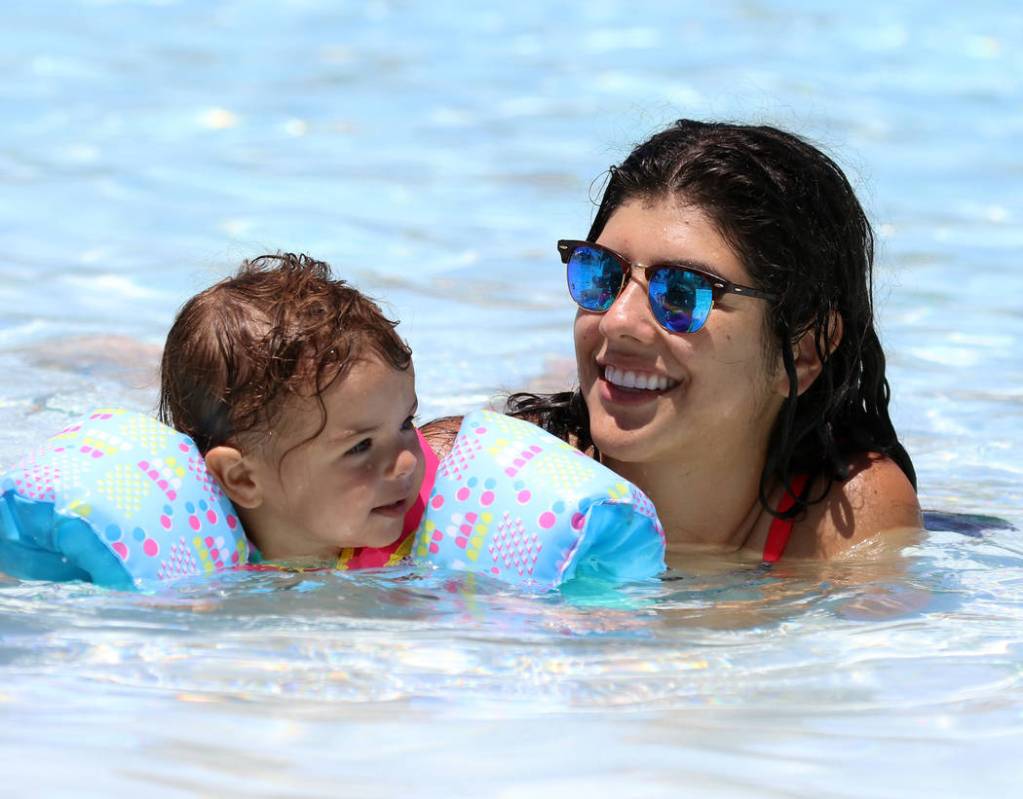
[[346, 438, 372, 456], [401, 415, 416, 432]]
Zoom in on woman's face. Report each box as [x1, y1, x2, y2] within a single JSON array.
[[573, 196, 787, 469]]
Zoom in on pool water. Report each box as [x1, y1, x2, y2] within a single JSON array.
[[1, 1, 1021, 796]]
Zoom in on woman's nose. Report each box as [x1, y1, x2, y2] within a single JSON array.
[[598, 277, 658, 342]]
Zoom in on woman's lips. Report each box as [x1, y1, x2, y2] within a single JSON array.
[[599, 364, 680, 404], [604, 365, 679, 391]]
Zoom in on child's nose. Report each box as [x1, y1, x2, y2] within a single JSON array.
[[392, 446, 419, 480]]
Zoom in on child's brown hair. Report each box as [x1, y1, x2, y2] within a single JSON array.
[[158, 252, 411, 454]]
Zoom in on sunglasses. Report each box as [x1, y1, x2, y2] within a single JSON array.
[[558, 239, 777, 334]]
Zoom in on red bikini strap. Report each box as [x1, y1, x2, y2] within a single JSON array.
[[762, 473, 810, 564]]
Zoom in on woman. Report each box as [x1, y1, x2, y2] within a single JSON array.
[[426, 119, 921, 562]]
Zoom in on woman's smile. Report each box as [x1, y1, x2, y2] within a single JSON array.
[[598, 363, 683, 407], [603, 364, 680, 392]]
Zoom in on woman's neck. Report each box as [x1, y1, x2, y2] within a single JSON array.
[[605, 449, 768, 555]]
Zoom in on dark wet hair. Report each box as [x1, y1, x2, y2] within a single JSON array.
[[509, 119, 915, 517], [159, 252, 411, 455]]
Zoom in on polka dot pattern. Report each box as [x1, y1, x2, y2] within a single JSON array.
[[0, 408, 251, 587], [411, 409, 665, 590]]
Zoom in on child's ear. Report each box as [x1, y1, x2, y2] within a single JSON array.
[[204, 446, 263, 509], [776, 311, 844, 397]]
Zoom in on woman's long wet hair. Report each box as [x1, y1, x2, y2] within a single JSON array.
[[508, 119, 915, 517]]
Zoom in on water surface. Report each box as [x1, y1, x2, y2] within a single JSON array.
[[1, 1, 1021, 796]]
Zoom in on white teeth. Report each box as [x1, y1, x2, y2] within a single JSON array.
[[604, 365, 677, 391]]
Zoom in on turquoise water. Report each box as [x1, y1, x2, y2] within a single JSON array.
[[1, 1, 1022, 796]]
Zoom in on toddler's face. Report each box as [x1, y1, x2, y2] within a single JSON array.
[[249, 354, 424, 559]]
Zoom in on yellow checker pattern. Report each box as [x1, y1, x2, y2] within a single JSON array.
[[94, 463, 152, 519], [523, 449, 595, 493], [125, 414, 174, 457]]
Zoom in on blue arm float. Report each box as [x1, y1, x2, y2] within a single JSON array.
[[411, 410, 666, 590], [0, 409, 250, 589]]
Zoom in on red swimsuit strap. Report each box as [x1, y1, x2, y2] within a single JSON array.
[[762, 473, 810, 563]]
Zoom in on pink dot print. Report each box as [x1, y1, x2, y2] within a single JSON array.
[[538, 511, 556, 529]]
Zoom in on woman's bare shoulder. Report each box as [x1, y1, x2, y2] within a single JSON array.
[[795, 453, 922, 558], [418, 416, 463, 459]]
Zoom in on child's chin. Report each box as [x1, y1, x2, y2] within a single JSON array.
[[360, 517, 405, 547]]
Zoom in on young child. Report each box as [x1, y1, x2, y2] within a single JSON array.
[[158, 252, 434, 565], [1, 252, 663, 589]]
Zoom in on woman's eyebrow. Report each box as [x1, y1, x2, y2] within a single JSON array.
[[606, 244, 730, 282], [652, 257, 730, 281]]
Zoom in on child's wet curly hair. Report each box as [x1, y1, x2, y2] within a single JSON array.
[[159, 252, 411, 454]]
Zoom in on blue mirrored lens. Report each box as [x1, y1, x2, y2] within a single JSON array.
[[649, 268, 714, 333], [567, 246, 622, 312]]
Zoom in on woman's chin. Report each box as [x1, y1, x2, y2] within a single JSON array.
[[591, 425, 658, 465]]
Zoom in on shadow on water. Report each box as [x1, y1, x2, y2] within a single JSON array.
[[923, 509, 1017, 537]]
